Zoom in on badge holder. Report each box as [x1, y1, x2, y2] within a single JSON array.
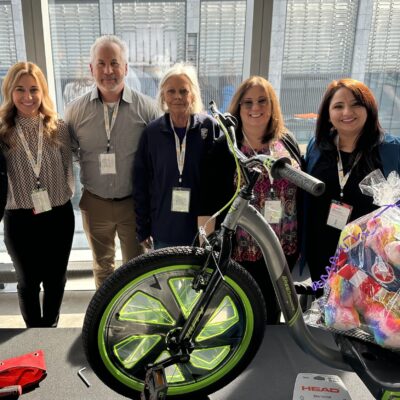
[[264, 188, 282, 224], [264, 200, 282, 224], [99, 153, 116, 175], [31, 188, 52, 214], [171, 187, 190, 213], [326, 200, 353, 230]]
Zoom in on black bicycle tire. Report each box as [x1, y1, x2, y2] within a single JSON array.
[[82, 246, 266, 399]]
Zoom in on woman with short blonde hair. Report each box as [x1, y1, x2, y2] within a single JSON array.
[[134, 62, 218, 249]]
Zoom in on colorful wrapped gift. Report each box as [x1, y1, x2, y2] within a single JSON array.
[[316, 170, 400, 349]]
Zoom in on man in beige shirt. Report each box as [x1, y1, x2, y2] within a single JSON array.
[[65, 35, 159, 288]]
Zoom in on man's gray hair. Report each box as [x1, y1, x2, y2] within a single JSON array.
[[90, 35, 128, 64]]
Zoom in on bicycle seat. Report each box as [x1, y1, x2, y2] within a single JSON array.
[[335, 334, 400, 398]]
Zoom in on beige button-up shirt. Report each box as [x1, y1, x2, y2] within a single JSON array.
[[65, 85, 160, 199]]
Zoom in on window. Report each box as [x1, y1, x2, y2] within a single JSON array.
[[0, 0, 26, 102], [270, 0, 400, 143], [48, 0, 100, 111], [0, 0, 25, 263], [364, 0, 400, 135], [114, 0, 186, 98], [271, 0, 359, 142], [199, 0, 247, 111]]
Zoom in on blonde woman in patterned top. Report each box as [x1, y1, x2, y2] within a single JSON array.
[[0, 62, 74, 327], [199, 76, 303, 324]]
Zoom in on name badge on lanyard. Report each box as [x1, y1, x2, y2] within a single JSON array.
[[99, 101, 119, 175], [32, 188, 52, 214], [99, 153, 116, 175], [264, 200, 282, 224], [327, 200, 353, 230], [16, 116, 52, 214], [170, 116, 191, 213], [327, 135, 359, 229], [171, 187, 191, 213]]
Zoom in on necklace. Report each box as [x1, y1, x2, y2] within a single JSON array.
[[242, 130, 261, 155], [242, 129, 272, 156]]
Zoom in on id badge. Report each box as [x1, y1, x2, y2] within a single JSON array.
[[171, 187, 190, 213], [31, 188, 52, 214], [326, 200, 353, 230], [264, 200, 282, 224], [99, 153, 116, 175]]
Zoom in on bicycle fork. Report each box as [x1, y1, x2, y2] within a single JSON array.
[[141, 232, 234, 399]]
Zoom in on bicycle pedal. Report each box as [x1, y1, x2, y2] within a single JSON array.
[[140, 365, 168, 400]]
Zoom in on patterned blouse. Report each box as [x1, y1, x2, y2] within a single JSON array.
[[1, 115, 74, 210], [232, 139, 300, 262]]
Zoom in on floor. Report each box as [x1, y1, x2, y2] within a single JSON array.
[[0, 208, 99, 328], [0, 267, 96, 328], [0, 256, 311, 329]]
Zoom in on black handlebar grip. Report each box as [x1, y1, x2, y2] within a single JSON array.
[[271, 158, 325, 196]]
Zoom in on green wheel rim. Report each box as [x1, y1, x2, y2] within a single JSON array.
[[97, 264, 255, 395]]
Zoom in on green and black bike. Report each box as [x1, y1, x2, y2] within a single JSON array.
[[82, 102, 400, 400]]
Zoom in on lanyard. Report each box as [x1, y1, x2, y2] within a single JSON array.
[[170, 115, 190, 184], [335, 135, 361, 198], [103, 101, 119, 153], [15, 116, 44, 188]]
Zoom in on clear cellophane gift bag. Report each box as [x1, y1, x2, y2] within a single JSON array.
[[305, 169, 400, 349]]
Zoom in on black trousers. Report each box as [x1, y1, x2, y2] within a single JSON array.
[[4, 201, 74, 327]]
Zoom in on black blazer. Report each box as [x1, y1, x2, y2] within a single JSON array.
[[0, 149, 7, 221]]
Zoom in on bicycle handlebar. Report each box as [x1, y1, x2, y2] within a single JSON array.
[[269, 156, 325, 196]]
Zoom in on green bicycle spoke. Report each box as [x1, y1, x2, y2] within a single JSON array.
[[190, 346, 231, 370], [196, 296, 239, 342], [155, 351, 186, 383], [169, 277, 202, 319], [118, 291, 175, 326], [113, 334, 161, 369]]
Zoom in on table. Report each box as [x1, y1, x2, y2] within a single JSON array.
[[0, 326, 374, 399]]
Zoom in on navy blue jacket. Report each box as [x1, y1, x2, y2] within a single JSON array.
[[306, 134, 400, 177], [301, 133, 400, 273], [133, 113, 218, 245]]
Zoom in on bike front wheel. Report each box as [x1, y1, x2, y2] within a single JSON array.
[[82, 247, 266, 399]]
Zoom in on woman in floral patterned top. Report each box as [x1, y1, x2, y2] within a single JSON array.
[[199, 76, 302, 324]]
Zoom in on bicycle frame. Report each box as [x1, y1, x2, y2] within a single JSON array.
[[170, 165, 348, 370], [220, 189, 350, 370], [140, 104, 400, 399], [201, 102, 400, 399]]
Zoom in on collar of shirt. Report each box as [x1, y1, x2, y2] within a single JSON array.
[[89, 85, 133, 105]]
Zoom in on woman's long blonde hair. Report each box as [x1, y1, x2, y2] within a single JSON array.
[[0, 62, 58, 146]]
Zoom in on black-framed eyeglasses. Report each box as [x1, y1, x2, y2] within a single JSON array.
[[240, 98, 268, 109]]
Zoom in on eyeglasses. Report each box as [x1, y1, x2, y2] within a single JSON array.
[[240, 98, 268, 109]]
